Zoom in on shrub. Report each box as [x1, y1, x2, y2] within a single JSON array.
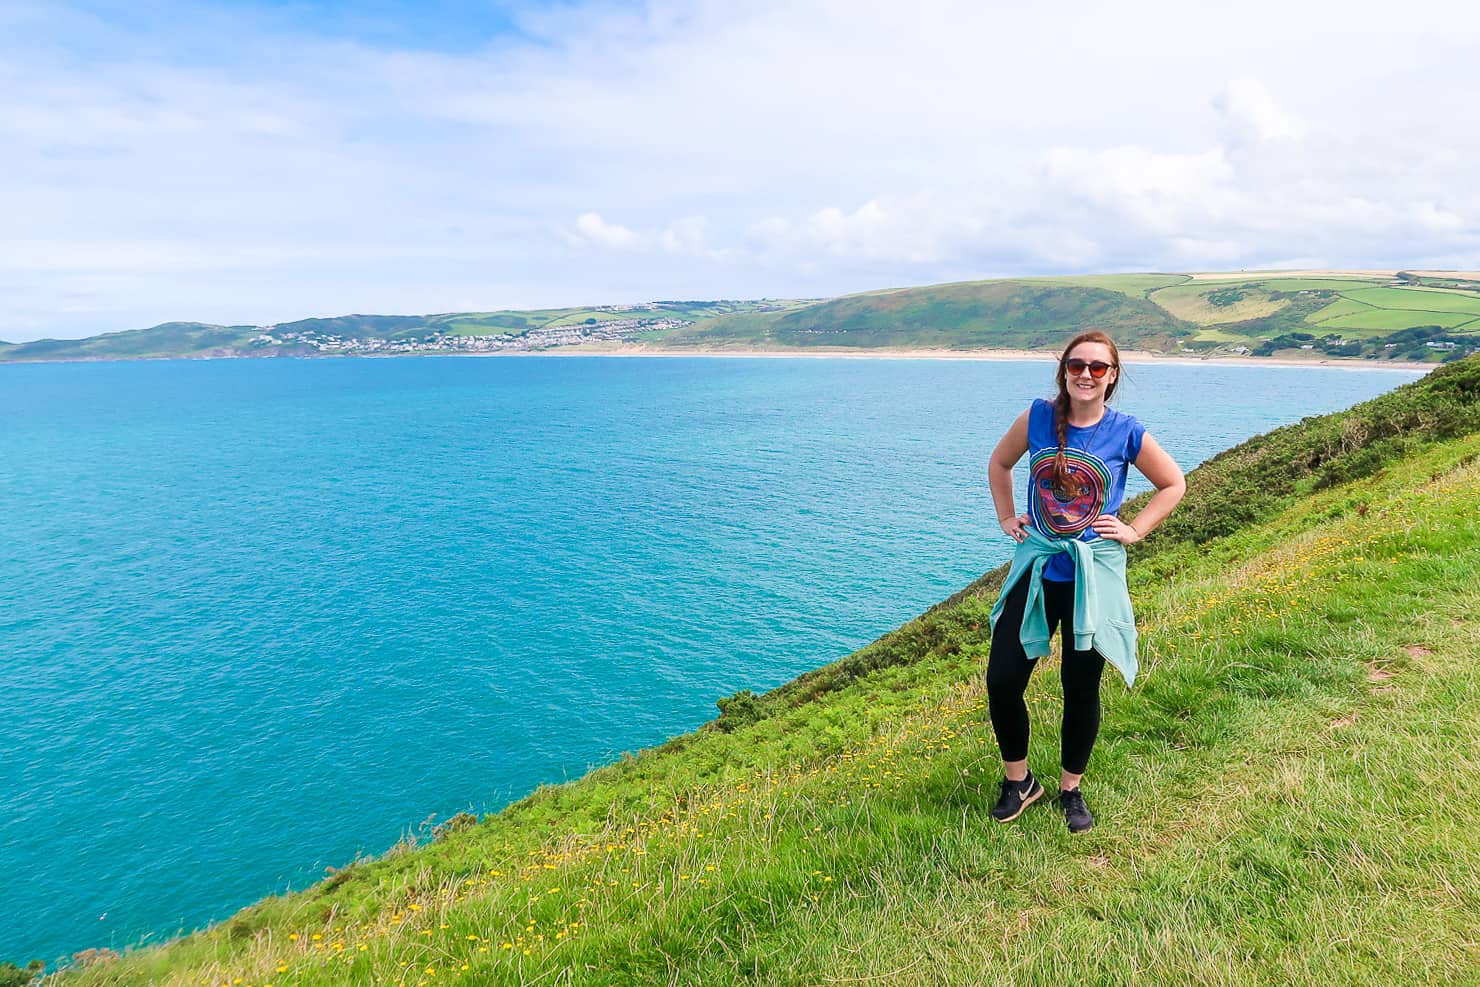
[[714, 690, 766, 732], [1133, 355, 1480, 546], [0, 962, 43, 987], [432, 812, 479, 842]]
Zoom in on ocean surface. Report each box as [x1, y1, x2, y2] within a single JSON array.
[[0, 355, 1421, 962]]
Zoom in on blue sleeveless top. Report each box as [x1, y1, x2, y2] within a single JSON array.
[[1025, 398, 1145, 582]]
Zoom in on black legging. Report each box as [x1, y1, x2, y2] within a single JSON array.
[[987, 574, 1106, 776]]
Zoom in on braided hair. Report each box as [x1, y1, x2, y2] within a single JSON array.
[[1051, 331, 1121, 498]]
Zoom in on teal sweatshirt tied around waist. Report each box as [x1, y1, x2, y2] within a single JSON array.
[[988, 528, 1139, 687]]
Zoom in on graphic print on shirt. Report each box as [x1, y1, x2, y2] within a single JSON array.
[[1028, 447, 1112, 536]]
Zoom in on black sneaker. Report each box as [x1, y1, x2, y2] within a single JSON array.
[[990, 772, 1044, 822], [1058, 788, 1094, 833]]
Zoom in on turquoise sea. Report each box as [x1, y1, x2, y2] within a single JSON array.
[[0, 355, 1421, 963]]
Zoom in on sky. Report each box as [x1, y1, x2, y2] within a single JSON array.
[[4, 0, 1480, 341]]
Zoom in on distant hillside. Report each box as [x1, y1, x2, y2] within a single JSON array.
[[0, 301, 802, 363], [32, 359, 1480, 986], [5, 271, 1479, 364], [657, 278, 1191, 351], [657, 271, 1480, 361], [0, 322, 264, 362], [1147, 273, 1480, 360]]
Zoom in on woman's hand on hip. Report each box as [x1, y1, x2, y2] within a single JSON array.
[[999, 513, 1030, 543], [1092, 514, 1141, 544]]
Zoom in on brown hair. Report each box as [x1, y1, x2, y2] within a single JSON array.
[[1051, 331, 1121, 498]]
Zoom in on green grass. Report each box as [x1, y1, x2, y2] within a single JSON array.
[[1132, 277, 1480, 353], [430, 309, 630, 335], [1149, 283, 1292, 326], [662, 310, 785, 346], [1014, 274, 1190, 299], [0, 323, 266, 361], [1250, 277, 1389, 291], [664, 280, 1192, 352], [1306, 298, 1378, 323], [1341, 286, 1480, 316], [41, 359, 1480, 986], [430, 304, 795, 338], [1316, 310, 1478, 331], [1190, 328, 1254, 343], [1147, 278, 1393, 331]]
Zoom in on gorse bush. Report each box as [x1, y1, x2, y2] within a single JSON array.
[[432, 812, 479, 843], [714, 690, 766, 732], [0, 962, 43, 987], [1134, 355, 1480, 547]]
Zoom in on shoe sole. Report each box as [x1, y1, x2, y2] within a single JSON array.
[[992, 784, 1043, 823]]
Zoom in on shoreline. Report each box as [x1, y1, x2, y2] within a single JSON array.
[[481, 343, 1436, 372], [0, 345, 1437, 372]]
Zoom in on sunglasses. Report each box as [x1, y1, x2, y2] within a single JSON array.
[[1063, 358, 1114, 379]]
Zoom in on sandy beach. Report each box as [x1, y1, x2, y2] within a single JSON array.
[[488, 342, 1436, 372]]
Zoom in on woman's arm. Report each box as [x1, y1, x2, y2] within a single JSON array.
[[989, 409, 1031, 543], [1092, 433, 1186, 544]]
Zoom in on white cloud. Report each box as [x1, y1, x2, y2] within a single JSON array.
[[1042, 146, 1237, 234], [3, 0, 1480, 339], [657, 216, 728, 260], [1215, 79, 1306, 144], [565, 212, 728, 260], [568, 212, 643, 250], [1414, 202, 1466, 234]]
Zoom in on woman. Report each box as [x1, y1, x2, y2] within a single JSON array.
[[985, 331, 1185, 832]]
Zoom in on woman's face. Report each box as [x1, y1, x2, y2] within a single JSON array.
[[1063, 341, 1118, 405]]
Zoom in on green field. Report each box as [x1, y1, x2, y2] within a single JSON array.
[[1306, 298, 1379, 323], [434, 302, 793, 337], [1315, 309, 1480, 331], [1147, 282, 1292, 326], [32, 359, 1480, 987], [1243, 277, 1389, 291], [435, 309, 632, 335], [1341, 286, 1480, 316], [1189, 328, 1255, 343]]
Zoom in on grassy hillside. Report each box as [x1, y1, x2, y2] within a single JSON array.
[[6, 272, 1479, 364], [1151, 274, 1480, 360], [1013, 273, 1190, 299], [656, 271, 1480, 361], [661, 280, 1193, 352], [0, 302, 796, 363], [0, 323, 264, 362], [30, 358, 1480, 986]]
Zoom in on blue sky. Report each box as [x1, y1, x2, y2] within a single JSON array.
[[4, 0, 1480, 340]]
